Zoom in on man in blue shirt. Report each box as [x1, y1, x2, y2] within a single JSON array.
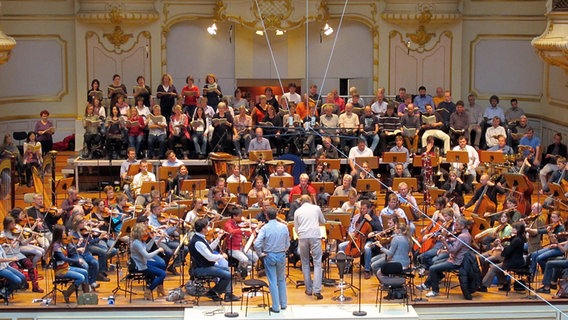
[[483, 95, 506, 126], [413, 86, 434, 114], [519, 127, 541, 166]]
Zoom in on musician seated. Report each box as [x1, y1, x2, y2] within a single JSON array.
[[61, 187, 83, 226], [417, 205, 453, 270], [536, 240, 568, 294], [147, 203, 182, 275], [248, 127, 271, 157], [288, 173, 316, 204], [475, 212, 513, 280], [162, 149, 184, 167], [88, 199, 119, 273], [372, 222, 412, 278], [224, 207, 259, 276], [337, 200, 381, 279], [419, 136, 440, 190], [270, 162, 293, 207], [539, 133, 567, 193], [333, 174, 357, 197], [316, 138, 340, 183], [8, 208, 46, 266], [380, 193, 412, 235], [451, 136, 479, 192], [339, 190, 359, 213], [529, 211, 565, 278], [130, 222, 167, 299], [189, 218, 241, 302], [131, 159, 157, 206], [441, 170, 466, 208], [25, 193, 59, 247], [249, 190, 268, 209], [480, 222, 526, 293], [416, 217, 471, 297], [487, 135, 514, 155], [461, 174, 504, 222], [348, 138, 374, 176], [540, 156, 567, 194], [120, 147, 139, 202], [247, 175, 272, 200], [2, 216, 44, 292], [0, 242, 27, 298], [109, 193, 133, 239], [226, 165, 247, 184], [103, 185, 117, 208], [352, 161, 377, 200], [170, 165, 191, 198], [68, 215, 107, 289], [207, 177, 229, 206], [388, 136, 411, 176]]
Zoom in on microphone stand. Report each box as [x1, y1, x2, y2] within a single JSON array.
[[224, 233, 238, 318], [352, 240, 366, 317]]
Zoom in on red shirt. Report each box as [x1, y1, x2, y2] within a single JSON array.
[[289, 184, 316, 202], [182, 84, 199, 106], [224, 219, 250, 250]]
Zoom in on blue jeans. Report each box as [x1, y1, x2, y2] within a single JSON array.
[[88, 241, 117, 273], [0, 266, 25, 291], [542, 259, 568, 286], [425, 261, 460, 293], [298, 238, 323, 294], [530, 247, 563, 275], [192, 132, 207, 155], [192, 265, 232, 295], [148, 134, 166, 158], [128, 135, 144, 157], [80, 252, 99, 284], [363, 241, 375, 272], [62, 266, 89, 287], [264, 252, 287, 311], [361, 133, 380, 152], [146, 260, 166, 290]]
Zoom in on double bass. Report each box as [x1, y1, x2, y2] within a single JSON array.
[[344, 216, 371, 258]]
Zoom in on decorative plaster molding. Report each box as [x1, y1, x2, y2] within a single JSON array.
[[76, 2, 159, 25], [532, 12, 568, 72], [0, 31, 16, 65]]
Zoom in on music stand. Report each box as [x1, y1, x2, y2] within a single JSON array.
[[393, 178, 418, 192], [158, 166, 179, 182], [249, 150, 273, 162], [227, 181, 248, 195], [328, 195, 349, 209], [354, 156, 379, 169], [325, 213, 351, 228], [140, 181, 166, 196], [355, 179, 381, 194], [446, 150, 469, 166], [549, 183, 567, 201], [382, 152, 408, 164], [317, 159, 340, 171], [163, 205, 187, 218], [503, 173, 528, 190], [181, 179, 207, 198], [412, 155, 439, 167], [54, 177, 74, 203], [480, 151, 505, 164], [243, 209, 262, 219], [427, 187, 446, 201], [268, 176, 294, 189], [126, 163, 154, 176], [311, 182, 335, 195]]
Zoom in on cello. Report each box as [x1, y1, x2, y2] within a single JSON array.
[[472, 178, 497, 217], [502, 158, 533, 216], [344, 216, 371, 258]]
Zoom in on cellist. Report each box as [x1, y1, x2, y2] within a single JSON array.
[[461, 174, 505, 224]]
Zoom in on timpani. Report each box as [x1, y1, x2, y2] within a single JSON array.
[[228, 159, 258, 181], [210, 152, 237, 177]]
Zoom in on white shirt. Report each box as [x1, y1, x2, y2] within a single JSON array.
[[348, 146, 374, 162], [451, 144, 480, 175], [283, 92, 302, 105], [371, 101, 388, 115], [131, 170, 156, 195]]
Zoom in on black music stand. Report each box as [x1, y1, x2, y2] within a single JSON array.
[[111, 217, 137, 296], [286, 222, 303, 288], [382, 152, 408, 164], [181, 179, 207, 199]]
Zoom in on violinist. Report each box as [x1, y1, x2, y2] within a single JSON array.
[[340, 190, 359, 213], [170, 165, 191, 197], [130, 222, 167, 299], [48, 224, 91, 303], [480, 222, 526, 292], [83, 201, 118, 280], [1, 216, 44, 293], [224, 207, 259, 277], [476, 212, 512, 279], [25, 193, 59, 247], [103, 185, 117, 208], [379, 194, 410, 232], [208, 187, 226, 214], [529, 211, 565, 278], [60, 187, 83, 227], [207, 177, 229, 206], [416, 217, 471, 298], [394, 182, 420, 221], [69, 215, 107, 289], [109, 193, 132, 238], [417, 201, 451, 269], [484, 197, 521, 224], [339, 200, 381, 279], [0, 237, 26, 300], [371, 223, 412, 278], [9, 208, 45, 266], [146, 203, 181, 275], [132, 159, 156, 206], [524, 202, 545, 254]]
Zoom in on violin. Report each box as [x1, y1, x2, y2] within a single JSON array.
[[0, 235, 8, 245]]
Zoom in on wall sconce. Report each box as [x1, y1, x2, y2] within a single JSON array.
[[207, 23, 217, 35], [320, 23, 333, 42], [256, 30, 264, 36], [275, 30, 285, 36]]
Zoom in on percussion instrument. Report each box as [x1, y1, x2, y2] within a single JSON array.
[[210, 152, 238, 177], [228, 159, 258, 181]]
